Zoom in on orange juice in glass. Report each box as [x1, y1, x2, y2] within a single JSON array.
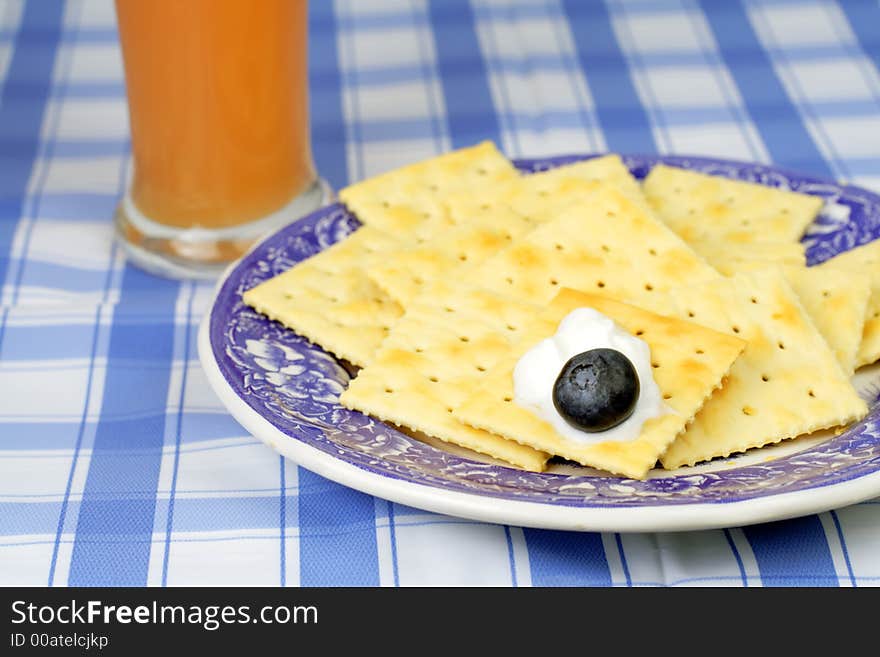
[[114, 0, 328, 278]]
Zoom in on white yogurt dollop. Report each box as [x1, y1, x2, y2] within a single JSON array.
[[513, 308, 672, 444]]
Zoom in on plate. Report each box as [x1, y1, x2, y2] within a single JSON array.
[[198, 154, 880, 532]]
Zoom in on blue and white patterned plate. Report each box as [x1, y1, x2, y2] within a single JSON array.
[[198, 154, 880, 532]]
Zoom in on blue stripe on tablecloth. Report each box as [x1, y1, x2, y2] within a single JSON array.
[[523, 529, 612, 586], [723, 528, 750, 587], [614, 533, 632, 586], [297, 468, 379, 586], [68, 267, 180, 587], [699, 0, 833, 177], [0, 322, 97, 360], [23, 193, 119, 220], [279, 457, 287, 587], [429, 0, 501, 147], [160, 283, 196, 587], [309, 0, 347, 190], [0, 1, 63, 288], [45, 306, 100, 584], [560, 0, 656, 153], [743, 517, 839, 586], [1, 501, 67, 536], [387, 500, 400, 587], [0, 414, 246, 452], [8, 261, 109, 295], [0, 422, 94, 451], [503, 526, 518, 587], [839, 0, 880, 75], [829, 510, 857, 587]]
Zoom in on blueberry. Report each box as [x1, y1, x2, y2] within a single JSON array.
[[552, 348, 639, 432]]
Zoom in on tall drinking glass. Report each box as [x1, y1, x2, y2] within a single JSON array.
[[114, 0, 328, 279]]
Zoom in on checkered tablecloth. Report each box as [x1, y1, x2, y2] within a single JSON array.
[[2, 0, 880, 587]]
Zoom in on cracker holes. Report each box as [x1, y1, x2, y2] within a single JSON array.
[[505, 277, 514, 285], [761, 374, 770, 382], [555, 244, 565, 252], [550, 278, 559, 286], [446, 407, 454, 414], [808, 389, 816, 398], [413, 276, 424, 286], [381, 326, 390, 333], [663, 394, 673, 400], [750, 297, 759, 304], [606, 211, 617, 219], [480, 203, 491, 211], [506, 324, 518, 332], [284, 293, 294, 300], [503, 396, 513, 402], [384, 388, 395, 394], [742, 406, 756, 416], [458, 253, 468, 262], [414, 347, 425, 353], [651, 362, 660, 369], [874, 311, 880, 319], [778, 341, 786, 350], [476, 167, 488, 176], [476, 365, 486, 372], [821, 290, 830, 298], [695, 348, 704, 355], [429, 376, 440, 383], [731, 326, 741, 334], [459, 336, 470, 343], [740, 220, 750, 227], [648, 248, 657, 256], [644, 283, 654, 292], [635, 329, 645, 336], [443, 306, 455, 313], [381, 201, 391, 208], [421, 212, 431, 219], [596, 281, 606, 288], [687, 310, 696, 318], [781, 208, 790, 215], [601, 244, 611, 253]]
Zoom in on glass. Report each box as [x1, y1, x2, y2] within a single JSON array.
[[114, 0, 329, 279]]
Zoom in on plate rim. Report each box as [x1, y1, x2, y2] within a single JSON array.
[[198, 315, 880, 532], [197, 152, 880, 532]]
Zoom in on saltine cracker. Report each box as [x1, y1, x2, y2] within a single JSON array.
[[471, 184, 721, 306], [453, 290, 746, 479], [338, 140, 519, 237], [820, 238, 880, 368], [643, 164, 823, 244], [242, 226, 403, 366], [339, 282, 550, 471], [658, 269, 868, 468]]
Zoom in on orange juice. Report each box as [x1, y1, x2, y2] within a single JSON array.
[[115, 0, 316, 229]]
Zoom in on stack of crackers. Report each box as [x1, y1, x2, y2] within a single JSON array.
[[243, 142, 875, 479]]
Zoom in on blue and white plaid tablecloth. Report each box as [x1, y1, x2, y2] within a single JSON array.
[[2, 0, 880, 587]]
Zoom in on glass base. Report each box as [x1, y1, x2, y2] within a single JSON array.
[[115, 178, 333, 280]]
